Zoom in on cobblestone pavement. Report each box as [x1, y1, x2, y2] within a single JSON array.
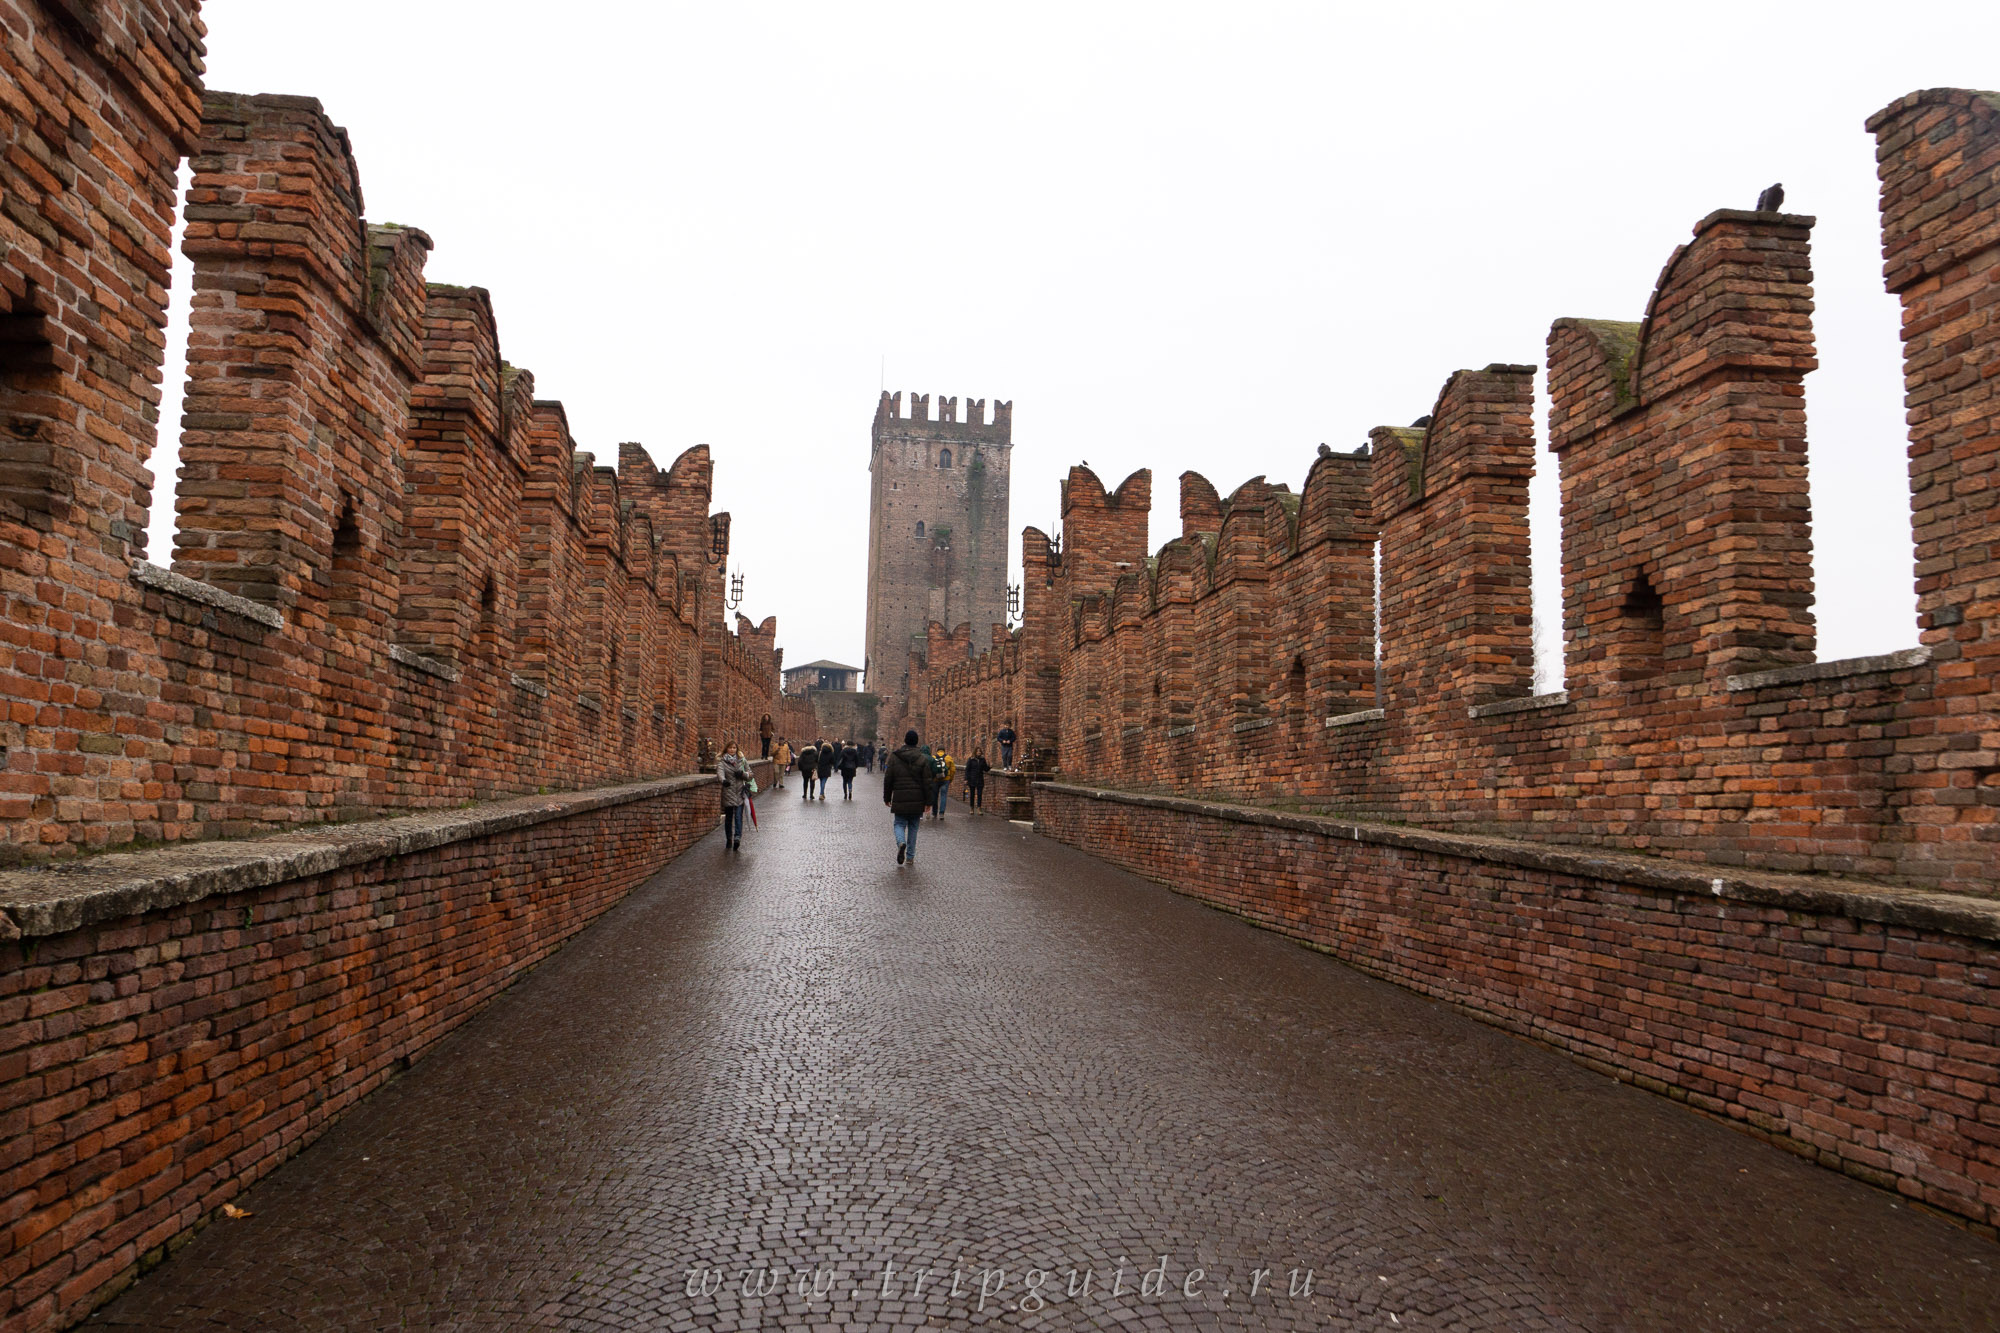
[[94, 788, 2000, 1330]]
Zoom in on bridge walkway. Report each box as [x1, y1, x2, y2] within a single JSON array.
[[94, 778, 1999, 1330]]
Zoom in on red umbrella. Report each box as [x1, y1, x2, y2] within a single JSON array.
[[746, 794, 757, 828]]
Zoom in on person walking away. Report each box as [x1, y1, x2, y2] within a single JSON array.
[[758, 714, 773, 758], [797, 742, 817, 800], [816, 738, 835, 801], [964, 749, 989, 814], [996, 723, 1016, 770], [772, 738, 792, 790], [839, 741, 860, 799], [862, 741, 875, 773], [717, 741, 753, 851], [931, 749, 955, 820], [883, 729, 936, 866]]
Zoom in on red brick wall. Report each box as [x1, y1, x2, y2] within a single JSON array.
[[0, 771, 749, 1332], [927, 90, 2000, 895], [0, 12, 795, 859], [1035, 781, 2000, 1229]]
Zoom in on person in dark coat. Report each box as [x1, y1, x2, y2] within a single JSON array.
[[717, 742, 753, 851], [816, 738, 835, 800], [797, 742, 817, 800], [963, 749, 991, 814], [996, 723, 1016, 770], [839, 741, 860, 799], [882, 729, 936, 866]]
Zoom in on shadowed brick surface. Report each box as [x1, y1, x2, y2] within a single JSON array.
[[92, 797, 2000, 1330]]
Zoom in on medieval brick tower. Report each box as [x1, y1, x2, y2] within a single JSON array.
[[864, 391, 1013, 735]]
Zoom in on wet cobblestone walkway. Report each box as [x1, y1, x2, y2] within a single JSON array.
[[95, 788, 2000, 1330]]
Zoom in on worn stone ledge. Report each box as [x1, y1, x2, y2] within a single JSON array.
[[1324, 707, 1385, 729], [1034, 781, 2000, 942], [577, 694, 603, 713], [1232, 717, 1276, 734], [1468, 690, 1569, 720], [510, 673, 550, 699], [388, 644, 462, 682], [1121, 725, 1145, 738], [0, 775, 718, 939], [1165, 725, 1195, 738], [1725, 645, 1930, 692], [130, 562, 284, 630]]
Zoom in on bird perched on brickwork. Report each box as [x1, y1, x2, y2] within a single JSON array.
[[1756, 182, 1785, 212], [1318, 443, 1332, 458], [1410, 415, 1432, 429]]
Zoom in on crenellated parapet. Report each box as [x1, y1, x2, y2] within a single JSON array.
[[0, 46, 797, 859], [922, 88, 2000, 892]]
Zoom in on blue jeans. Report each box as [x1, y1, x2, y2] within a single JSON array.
[[722, 804, 744, 842], [933, 784, 948, 816], [894, 813, 921, 861]]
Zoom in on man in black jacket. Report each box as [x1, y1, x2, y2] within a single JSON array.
[[838, 741, 860, 799], [816, 739, 835, 801], [883, 729, 936, 866]]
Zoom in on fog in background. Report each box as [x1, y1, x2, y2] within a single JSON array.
[[146, 2, 2000, 683]]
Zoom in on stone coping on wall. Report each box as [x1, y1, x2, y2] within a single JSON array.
[[1033, 781, 2000, 941], [1724, 644, 1931, 692], [1323, 707, 1386, 729], [0, 773, 741, 939], [388, 643, 463, 682], [131, 561, 284, 630], [1467, 690, 1569, 720]]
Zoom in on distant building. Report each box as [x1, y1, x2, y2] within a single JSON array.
[[863, 391, 1012, 734], [784, 659, 862, 695]]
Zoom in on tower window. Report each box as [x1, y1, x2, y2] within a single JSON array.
[[915, 521, 925, 538], [939, 449, 952, 469]]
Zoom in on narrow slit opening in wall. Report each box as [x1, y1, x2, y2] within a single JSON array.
[[329, 493, 366, 624], [0, 294, 60, 525], [1616, 571, 1666, 681], [1371, 538, 1385, 703], [144, 158, 196, 561], [1800, 218, 1918, 661], [1530, 367, 1566, 692], [477, 572, 500, 653]]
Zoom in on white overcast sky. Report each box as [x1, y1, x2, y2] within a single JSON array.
[[147, 1, 2000, 678]]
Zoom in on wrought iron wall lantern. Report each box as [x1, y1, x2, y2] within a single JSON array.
[[727, 569, 744, 611], [1007, 583, 1021, 622], [707, 512, 731, 564]]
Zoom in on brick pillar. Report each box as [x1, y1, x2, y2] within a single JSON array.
[[174, 94, 424, 609], [1295, 448, 1380, 710], [1549, 208, 1818, 692], [1371, 365, 1536, 718], [398, 285, 510, 662], [1867, 88, 2000, 859], [1869, 92, 1999, 659]]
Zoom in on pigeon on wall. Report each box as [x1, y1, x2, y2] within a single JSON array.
[[1756, 182, 1785, 212]]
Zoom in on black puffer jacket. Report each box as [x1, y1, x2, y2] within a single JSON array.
[[882, 744, 936, 816]]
